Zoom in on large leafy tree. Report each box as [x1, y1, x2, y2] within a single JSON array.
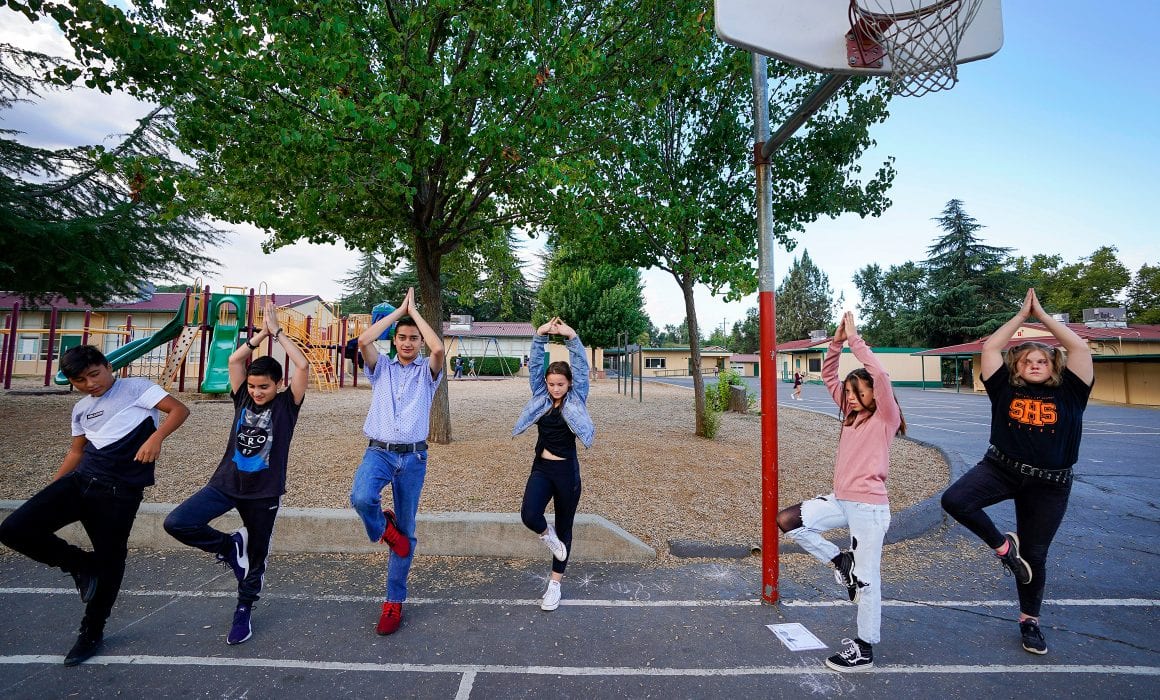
[[553, 14, 895, 436], [1012, 246, 1131, 322], [853, 260, 925, 346], [535, 248, 650, 367], [27, 0, 682, 442], [1126, 263, 1160, 325], [775, 250, 837, 342], [0, 43, 220, 305]]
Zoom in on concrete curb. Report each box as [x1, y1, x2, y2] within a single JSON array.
[[0, 501, 655, 563]]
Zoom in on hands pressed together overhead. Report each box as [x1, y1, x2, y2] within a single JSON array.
[[537, 316, 575, 340]]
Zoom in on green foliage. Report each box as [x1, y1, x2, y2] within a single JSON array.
[[0, 44, 220, 306], [535, 245, 650, 350], [730, 307, 760, 354], [702, 368, 746, 438], [853, 261, 925, 346], [776, 250, 837, 341], [457, 355, 520, 377], [1126, 263, 1160, 324], [339, 250, 392, 315]]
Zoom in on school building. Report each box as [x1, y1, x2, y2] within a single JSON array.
[[775, 335, 934, 388], [605, 345, 733, 378]]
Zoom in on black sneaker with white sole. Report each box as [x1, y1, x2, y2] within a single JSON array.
[[997, 532, 1032, 585], [1020, 619, 1048, 655], [825, 638, 874, 672]]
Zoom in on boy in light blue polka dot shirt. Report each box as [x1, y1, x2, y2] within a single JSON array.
[[349, 287, 444, 636]]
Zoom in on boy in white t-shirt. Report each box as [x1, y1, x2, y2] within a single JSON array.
[[0, 345, 189, 667]]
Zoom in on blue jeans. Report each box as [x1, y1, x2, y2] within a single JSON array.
[[163, 485, 281, 605], [350, 446, 427, 602]]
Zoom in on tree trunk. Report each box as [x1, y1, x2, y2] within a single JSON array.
[[678, 273, 708, 438], [415, 236, 452, 443]]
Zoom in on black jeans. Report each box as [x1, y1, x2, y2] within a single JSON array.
[[941, 457, 1072, 617], [163, 485, 280, 605], [521, 455, 582, 575], [0, 472, 143, 629]]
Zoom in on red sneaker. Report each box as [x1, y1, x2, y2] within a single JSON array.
[[376, 601, 403, 635], [380, 509, 411, 558]]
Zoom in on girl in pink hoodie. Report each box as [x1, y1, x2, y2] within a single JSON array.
[[776, 311, 905, 672]]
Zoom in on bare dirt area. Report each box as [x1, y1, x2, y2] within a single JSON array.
[[0, 375, 948, 569]]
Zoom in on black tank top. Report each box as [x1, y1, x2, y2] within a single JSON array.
[[534, 405, 576, 458]]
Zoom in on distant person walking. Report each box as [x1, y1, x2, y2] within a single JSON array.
[[467, 357, 477, 378], [941, 288, 1093, 656], [793, 371, 804, 400], [776, 311, 905, 672], [453, 357, 463, 379], [512, 317, 594, 612]]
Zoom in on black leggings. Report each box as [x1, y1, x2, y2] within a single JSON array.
[[520, 455, 582, 575], [941, 457, 1072, 617]]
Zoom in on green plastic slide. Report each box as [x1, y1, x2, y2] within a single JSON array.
[[54, 298, 189, 386], [198, 316, 239, 394]]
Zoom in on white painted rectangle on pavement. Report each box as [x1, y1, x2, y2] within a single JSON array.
[[767, 623, 826, 651]]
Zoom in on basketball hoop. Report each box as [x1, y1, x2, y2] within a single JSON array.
[[847, 0, 985, 97]]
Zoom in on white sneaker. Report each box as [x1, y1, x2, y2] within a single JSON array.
[[541, 580, 561, 611], [540, 526, 568, 561]]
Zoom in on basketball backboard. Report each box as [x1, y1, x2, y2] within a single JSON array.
[[715, 0, 1003, 76]]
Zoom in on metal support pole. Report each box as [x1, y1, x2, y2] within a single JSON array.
[[43, 306, 58, 386], [753, 54, 780, 604]]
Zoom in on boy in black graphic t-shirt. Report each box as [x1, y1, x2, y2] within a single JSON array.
[[164, 303, 308, 645], [0, 345, 189, 667]]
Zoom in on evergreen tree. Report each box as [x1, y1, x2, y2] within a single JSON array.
[[853, 261, 925, 346], [338, 250, 392, 315], [775, 251, 836, 341], [914, 200, 1020, 345], [0, 45, 220, 305], [730, 307, 760, 354]]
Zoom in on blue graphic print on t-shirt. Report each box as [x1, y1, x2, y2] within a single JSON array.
[[232, 406, 273, 473]]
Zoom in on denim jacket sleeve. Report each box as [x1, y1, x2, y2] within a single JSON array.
[[528, 334, 549, 398], [566, 335, 590, 404]]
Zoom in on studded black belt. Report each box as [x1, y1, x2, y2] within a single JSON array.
[[986, 445, 1072, 485]]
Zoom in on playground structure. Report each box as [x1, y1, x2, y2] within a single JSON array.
[[0, 284, 375, 393]]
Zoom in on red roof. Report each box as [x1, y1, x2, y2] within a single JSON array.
[[442, 321, 536, 338], [776, 337, 831, 352], [0, 292, 319, 312], [730, 353, 760, 363], [916, 322, 1160, 356]]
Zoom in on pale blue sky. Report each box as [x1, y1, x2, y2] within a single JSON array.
[[2, 4, 1155, 330]]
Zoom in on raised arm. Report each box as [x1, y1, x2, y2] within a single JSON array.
[[358, 291, 410, 371], [982, 289, 1035, 380], [847, 329, 900, 426], [403, 287, 445, 379], [528, 318, 556, 397], [1030, 290, 1093, 385], [553, 319, 589, 403], [265, 304, 310, 404], [823, 312, 849, 408]]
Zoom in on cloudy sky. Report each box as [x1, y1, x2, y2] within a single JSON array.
[[3, 4, 1156, 332]]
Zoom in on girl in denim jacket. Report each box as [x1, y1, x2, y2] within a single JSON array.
[[512, 317, 594, 611]]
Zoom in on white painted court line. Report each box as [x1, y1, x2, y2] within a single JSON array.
[[1, 654, 1157, 677], [3, 588, 1157, 608]]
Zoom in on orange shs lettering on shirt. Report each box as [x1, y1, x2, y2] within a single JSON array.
[[1009, 399, 1059, 427]]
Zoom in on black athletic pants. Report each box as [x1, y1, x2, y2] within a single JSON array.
[[520, 455, 582, 575]]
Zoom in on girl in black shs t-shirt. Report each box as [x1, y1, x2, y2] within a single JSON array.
[[942, 288, 1094, 656]]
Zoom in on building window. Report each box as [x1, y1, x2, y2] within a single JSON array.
[[645, 357, 666, 369], [808, 358, 821, 373]]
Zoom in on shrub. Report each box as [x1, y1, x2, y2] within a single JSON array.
[[460, 356, 521, 376]]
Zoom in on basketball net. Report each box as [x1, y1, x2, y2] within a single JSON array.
[[848, 0, 985, 97]]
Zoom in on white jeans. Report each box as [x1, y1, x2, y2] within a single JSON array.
[[787, 494, 891, 644]]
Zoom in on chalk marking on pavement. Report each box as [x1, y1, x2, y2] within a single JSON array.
[[1, 655, 1157, 677], [3, 588, 1157, 608]]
